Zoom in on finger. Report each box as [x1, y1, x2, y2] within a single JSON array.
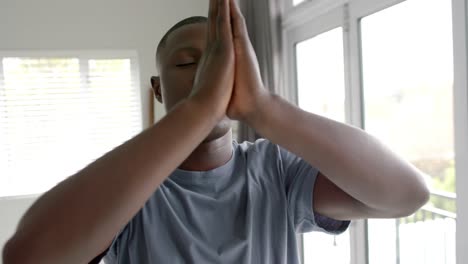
[[217, 0, 233, 42], [230, 0, 247, 40], [207, 0, 218, 43]]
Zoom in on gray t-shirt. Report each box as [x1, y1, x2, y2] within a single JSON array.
[[104, 139, 350, 264]]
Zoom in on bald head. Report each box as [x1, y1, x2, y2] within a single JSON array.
[[156, 16, 208, 65]]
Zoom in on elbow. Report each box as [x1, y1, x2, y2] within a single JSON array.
[[3, 236, 40, 264], [416, 183, 431, 208], [3, 237, 26, 264], [3, 238, 17, 264], [405, 173, 431, 215], [391, 181, 431, 218]]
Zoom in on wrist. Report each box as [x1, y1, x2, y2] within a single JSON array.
[[243, 91, 275, 128], [186, 95, 225, 123]]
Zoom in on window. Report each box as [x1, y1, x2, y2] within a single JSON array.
[[284, 0, 468, 263], [0, 52, 142, 197], [361, 0, 456, 263], [296, 27, 350, 264]]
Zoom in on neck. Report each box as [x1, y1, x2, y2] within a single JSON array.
[[179, 129, 233, 171]]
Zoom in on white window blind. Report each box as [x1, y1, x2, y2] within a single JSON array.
[[0, 51, 142, 197]]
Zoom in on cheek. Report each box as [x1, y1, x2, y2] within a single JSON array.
[[161, 70, 196, 110]]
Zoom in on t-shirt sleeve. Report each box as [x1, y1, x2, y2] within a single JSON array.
[[278, 144, 351, 234], [103, 222, 132, 263]]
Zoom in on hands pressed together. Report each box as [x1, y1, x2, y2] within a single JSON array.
[[190, 0, 270, 124]]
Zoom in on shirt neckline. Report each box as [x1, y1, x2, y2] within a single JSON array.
[[169, 141, 239, 183]]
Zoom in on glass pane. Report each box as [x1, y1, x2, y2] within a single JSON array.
[[87, 59, 140, 155], [0, 58, 141, 197], [297, 28, 346, 123], [361, 0, 455, 263], [296, 27, 350, 264], [0, 58, 81, 196]]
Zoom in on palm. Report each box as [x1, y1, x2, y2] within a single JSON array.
[[226, 28, 267, 121]]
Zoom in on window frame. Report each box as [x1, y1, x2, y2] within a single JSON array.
[[452, 0, 468, 262], [283, 0, 468, 263]]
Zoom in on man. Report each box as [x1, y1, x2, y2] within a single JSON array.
[[2, 0, 429, 263]]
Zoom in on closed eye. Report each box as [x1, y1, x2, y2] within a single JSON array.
[[176, 62, 197, 67]]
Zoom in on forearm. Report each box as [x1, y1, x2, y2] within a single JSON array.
[[247, 94, 429, 214], [4, 98, 220, 264]]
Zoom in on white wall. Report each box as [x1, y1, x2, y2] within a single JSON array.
[[0, 196, 37, 255], [0, 0, 208, 260]]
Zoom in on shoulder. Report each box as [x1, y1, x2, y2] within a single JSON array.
[[236, 138, 287, 172]]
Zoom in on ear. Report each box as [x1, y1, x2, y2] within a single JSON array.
[[151, 76, 163, 104]]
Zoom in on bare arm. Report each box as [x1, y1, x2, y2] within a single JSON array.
[[3, 99, 219, 264], [225, 2, 428, 221], [247, 94, 430, 220], [2, 1, 235, 263]]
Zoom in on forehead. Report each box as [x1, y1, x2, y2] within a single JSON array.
[[164, 23, 207, 55]]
